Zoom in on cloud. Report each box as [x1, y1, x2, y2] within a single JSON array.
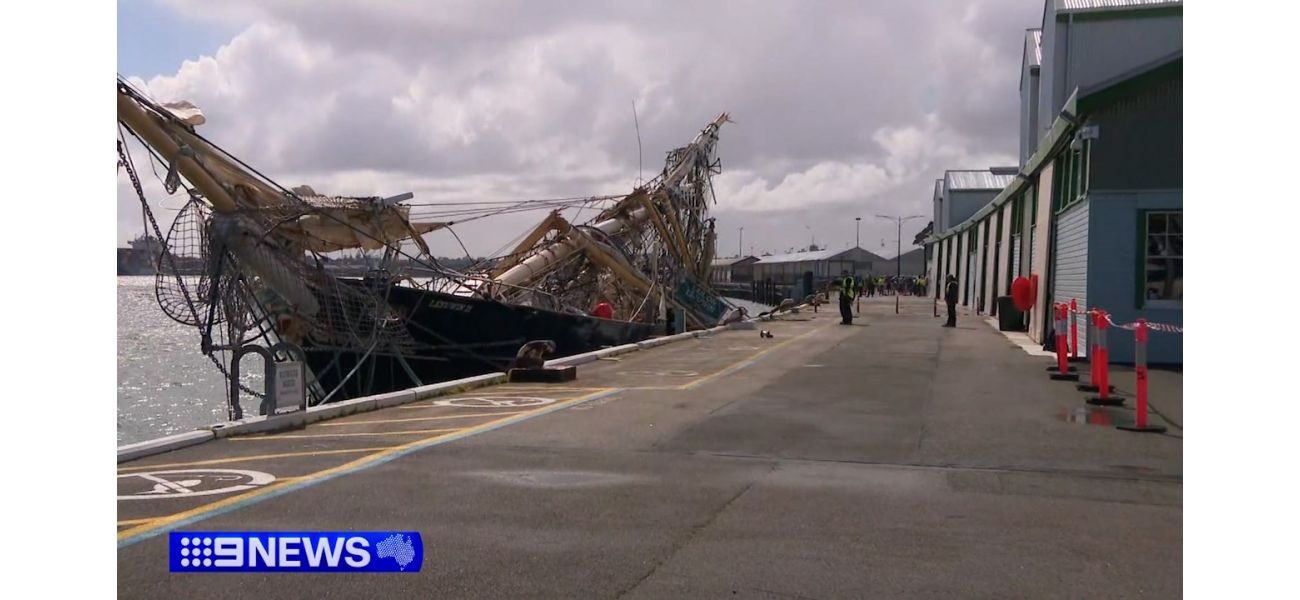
[[119, 0, 1040, 256]]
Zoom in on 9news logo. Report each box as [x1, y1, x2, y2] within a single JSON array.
[[170, 532, 422, 572]]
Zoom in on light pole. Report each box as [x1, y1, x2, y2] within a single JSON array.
[[855, 217, 861, 248], [738, 227, 743, 257], [876, 214, 926, 314]]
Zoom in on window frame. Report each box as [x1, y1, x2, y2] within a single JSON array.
[[1054, 141, 1091, 213], [1138, 209, 1183, 309]]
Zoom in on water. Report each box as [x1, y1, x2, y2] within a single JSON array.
[[117, 277, 261, 446], [116, 281, 773, 447]]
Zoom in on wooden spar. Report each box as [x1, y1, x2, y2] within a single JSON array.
[[490, 210, 562, 279], [634, 192, 685, 264], [568, 232, 652, 296], [568, 229, 705, 328], [493, 206, 648, 289], [117, 91, 238, 214], [658, 190, 694, 269], [491, 113, 728, 312]]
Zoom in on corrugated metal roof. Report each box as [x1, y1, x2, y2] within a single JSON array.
[[711, 256, 757, 267], [944, 170, 1017, 191], [1056, 0, 1181, 14], [754, 249, 840, 264]]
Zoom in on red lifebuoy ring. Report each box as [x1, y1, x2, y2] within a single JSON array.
[[1011, 277, 1033, 311]]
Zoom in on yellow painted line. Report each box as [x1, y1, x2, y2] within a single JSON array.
[[117, 447, 395, 473], [118, 518, 156, 527], [227, 428, 463, 440], [315, 411, 526, 427], [676, 322, 832, 390], [118, 387, 616, 545]]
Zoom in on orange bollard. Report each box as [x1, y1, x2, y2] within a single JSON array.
[[1050, 303, 1079, 381], [1086, 310, 1123, 406], [1119, 319, 1167, 433], [1077, 309, 1111, 393]]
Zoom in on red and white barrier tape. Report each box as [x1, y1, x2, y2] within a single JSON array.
[[1104, 314, 1183, 333]]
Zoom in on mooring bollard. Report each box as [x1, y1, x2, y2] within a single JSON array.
[[1118, 319, 1167, 432], [1086, 310, 1123, 405], [1050, 303, 1079, 381]]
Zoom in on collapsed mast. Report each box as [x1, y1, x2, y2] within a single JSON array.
[[117, 74, 735, 412], [486, 114, 732, 328]]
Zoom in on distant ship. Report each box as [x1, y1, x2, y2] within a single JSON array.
[[116, 234, 162, 276], [117, 233, 204, 276]]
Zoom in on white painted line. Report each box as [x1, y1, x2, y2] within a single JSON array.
[[118, 469, 276, 500]]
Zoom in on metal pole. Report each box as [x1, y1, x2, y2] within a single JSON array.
[[875, 214, 926, 316], [739, 227, 743, 257], [855, 217, 861, 248]]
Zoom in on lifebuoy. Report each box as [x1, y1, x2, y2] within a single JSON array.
[[1011, 277, 1033, 311]]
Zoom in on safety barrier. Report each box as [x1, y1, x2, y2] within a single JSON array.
[[1045, 298, 1182, 433]]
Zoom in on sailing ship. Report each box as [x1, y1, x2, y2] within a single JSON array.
[[116, 78, 736, 413]]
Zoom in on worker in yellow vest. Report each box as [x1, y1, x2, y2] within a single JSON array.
[[837, 270, 855, 325]]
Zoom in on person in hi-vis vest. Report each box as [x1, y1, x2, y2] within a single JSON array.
[[943, 274, 959, 327], [838, 270, 855, 325]]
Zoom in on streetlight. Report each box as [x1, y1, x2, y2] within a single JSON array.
[[855, 217, 861, 248], [876, 213, 926, 314], [738, 226, 744, 257]]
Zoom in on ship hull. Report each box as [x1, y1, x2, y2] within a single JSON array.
[[300, 281, 656, 401]]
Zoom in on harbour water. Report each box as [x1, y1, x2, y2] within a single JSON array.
[[116, 275, 771, 446], [117, 276, 261, 445]]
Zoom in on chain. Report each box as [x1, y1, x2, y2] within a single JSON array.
[[118, 137, 264, 401]]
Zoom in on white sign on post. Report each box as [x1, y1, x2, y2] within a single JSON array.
[[274, 361, 306, 413]]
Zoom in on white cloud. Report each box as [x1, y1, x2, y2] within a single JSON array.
[[119, 0, 1040, 256]]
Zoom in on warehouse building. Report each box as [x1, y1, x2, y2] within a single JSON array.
[[749, 247, 885, 289], [709, 256, 759, 284], [925, 0, 1181, 364]]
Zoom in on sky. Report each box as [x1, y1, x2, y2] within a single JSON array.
[[117, 0, 1042, 259]]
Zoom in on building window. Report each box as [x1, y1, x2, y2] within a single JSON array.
[[1055, 141, 1090, 212], [1143, 211, 1182, 307]]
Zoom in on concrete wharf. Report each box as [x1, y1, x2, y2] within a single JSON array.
[[118, 296, 1181, 598]]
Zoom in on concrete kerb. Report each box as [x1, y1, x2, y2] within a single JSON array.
[[116, 313, 778, 463], [116, 430, 215, 463]]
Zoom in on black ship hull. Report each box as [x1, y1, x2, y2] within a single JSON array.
[[299, 281, 656, 401]]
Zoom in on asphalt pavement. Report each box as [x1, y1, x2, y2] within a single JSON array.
[[118, 295, 1181, 598]]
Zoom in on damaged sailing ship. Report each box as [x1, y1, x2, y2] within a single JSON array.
[[116, 79, 737, 415]]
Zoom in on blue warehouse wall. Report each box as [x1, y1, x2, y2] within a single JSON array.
[[1086, 190, 1182, 365]]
